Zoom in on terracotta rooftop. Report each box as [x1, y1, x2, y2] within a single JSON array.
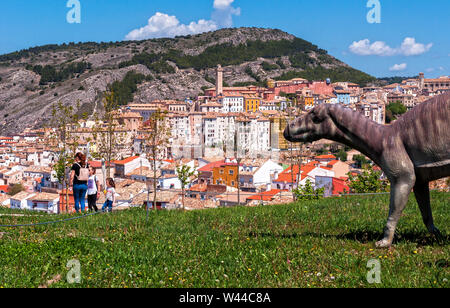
[[114, 156, 140, 165]]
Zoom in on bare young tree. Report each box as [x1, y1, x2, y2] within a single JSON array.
[[91, 91, 129, 179], [143, 108, 171, 211], [176, 164, 197, 210]]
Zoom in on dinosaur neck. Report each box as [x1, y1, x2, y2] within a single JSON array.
[[326, 105, 386, 165]]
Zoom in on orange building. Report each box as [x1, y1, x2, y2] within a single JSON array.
[[244, 95, 261, 112], [212, 163, 239, 188], [301, 95, 314, 110]]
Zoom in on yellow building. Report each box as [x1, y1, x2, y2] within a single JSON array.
[[244, 95, 261, 112], [270, 117, 289, 150]]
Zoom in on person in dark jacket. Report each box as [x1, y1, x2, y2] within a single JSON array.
[[69, 153, 89, 213]]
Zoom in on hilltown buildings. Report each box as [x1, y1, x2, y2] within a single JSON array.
[[0, 68, 447, 213]]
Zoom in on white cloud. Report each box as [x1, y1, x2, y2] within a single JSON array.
[[213, 0, 235, 10], [125, 13, 217, 40], [349, 39, 396, 56], [389, 63, 407, 72], [125, 0, 240, 40], [398, 38, 433, 56], [426, 67, 435, 73], [349, 37, 432, 56]]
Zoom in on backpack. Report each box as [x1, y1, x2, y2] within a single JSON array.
[[76, 163, 90, 182]]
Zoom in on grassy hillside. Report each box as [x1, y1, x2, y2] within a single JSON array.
[[0, 192, 448, 288]]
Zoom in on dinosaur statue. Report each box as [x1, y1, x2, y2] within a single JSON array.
[[284, 92, 450, 248]]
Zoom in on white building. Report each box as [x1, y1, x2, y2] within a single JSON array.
[[357, 101, 385, 125], [219, 96, 244, 113], [10, 191, 35, 211], [115, 156, 151, 178], [25, 193, 60, 214], [235, 116, 271, 156], [168, 112, 191, 145], [253, 159, 284, 188], [203, 113, 236, 149]]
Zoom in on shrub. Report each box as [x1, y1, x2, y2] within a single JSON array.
[[27, 62, 92, 85], [108, 71, 148, 106], [386, 102, 407, 123], [7, 184, 24, 196], [261, 61, 279, 71], [293, 179, 325, 200], [347, 167, 389, 193]]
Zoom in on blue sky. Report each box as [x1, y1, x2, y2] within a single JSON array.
[[0, 0, 448, 78]]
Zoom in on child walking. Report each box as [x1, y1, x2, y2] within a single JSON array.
[[87, 166, 101, 212], [102, 178, 116, 213]]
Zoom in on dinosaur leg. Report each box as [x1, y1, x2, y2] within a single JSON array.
[[413, 180, 442, 237], [376, 177, 415, 248]]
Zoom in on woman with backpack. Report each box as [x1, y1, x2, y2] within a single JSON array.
[[87, 166, 101, 212], [69, 152, 89, 213]]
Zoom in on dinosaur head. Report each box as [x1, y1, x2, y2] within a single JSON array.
[[284, 104, 332, 143]]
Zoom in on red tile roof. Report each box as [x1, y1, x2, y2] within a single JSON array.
[[198, 160, 225, 172], [274, 165, 316, 184], [327, 160, 340, 166], [114, 156, 140, 165], [88, 161, 114, 168], [332, 177, 350, 195], [188, 184, 208, 192], [247, 189, 287, 201], [315, 154, 336, 160]]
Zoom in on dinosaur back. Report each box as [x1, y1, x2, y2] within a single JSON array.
[[393, 92, 450, 168]]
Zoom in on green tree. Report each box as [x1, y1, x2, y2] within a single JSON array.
[[109, 71, 149, 106], [385, 101, 407, 124], [353, 154, 369, 169], [7, 184, 24, 196], [293, 179, 325, 200], [176, 165, 197, 210], [347, 167, 389, 193], [336, 149, 348, 162]]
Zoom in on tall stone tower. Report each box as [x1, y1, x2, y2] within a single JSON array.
[[419, 72, 425, 91], [216, 64, 224, 96]]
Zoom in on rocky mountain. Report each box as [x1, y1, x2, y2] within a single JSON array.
[[0, 27, 375, 135]]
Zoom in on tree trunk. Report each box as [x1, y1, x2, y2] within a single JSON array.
[[182, 187, 185, 210], [64, 173, 69, 213], [237, 159, 241, 206], [153, 154, 157, 211]]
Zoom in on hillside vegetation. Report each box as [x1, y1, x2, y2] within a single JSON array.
[[0, 192, 448, 288], [0, 27, 376, 135]]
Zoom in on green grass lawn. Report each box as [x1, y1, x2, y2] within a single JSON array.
[[0, 192, 448, 288]]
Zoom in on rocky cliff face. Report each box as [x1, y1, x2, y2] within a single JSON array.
[[0, 27, 370, 135]]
